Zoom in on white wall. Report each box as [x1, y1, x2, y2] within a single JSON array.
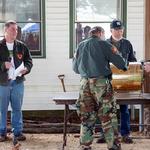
[[22, 0, 80, 110], [127, 0, 144, 61], [21, 0, 145, 110]]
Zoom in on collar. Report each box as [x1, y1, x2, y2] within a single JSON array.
[[109, 36, 124, 43], [1, 38, 18, 46]]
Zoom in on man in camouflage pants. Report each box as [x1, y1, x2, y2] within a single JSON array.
[[73, 26, 128, 150]]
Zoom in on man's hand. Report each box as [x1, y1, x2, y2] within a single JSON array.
[[20, 67, 28, 75], [5, 61, 12, 69], [144, 62, 150, 73], [112, 45, 118, 54]]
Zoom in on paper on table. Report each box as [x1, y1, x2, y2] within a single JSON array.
[[8, 62, 25, 80]]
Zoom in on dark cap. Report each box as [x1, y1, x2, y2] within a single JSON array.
[[89, 26, 104, 34], [110, 19, 124, 29]]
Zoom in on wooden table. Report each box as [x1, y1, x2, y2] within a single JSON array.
[[53, 92, 150, 149]]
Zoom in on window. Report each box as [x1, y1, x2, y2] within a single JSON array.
[[69, 0, 126, 58], [0, 0, 45, 58]]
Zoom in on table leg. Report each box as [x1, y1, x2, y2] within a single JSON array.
[[139, 104, 144, 132], [62, 104, 69, 150]]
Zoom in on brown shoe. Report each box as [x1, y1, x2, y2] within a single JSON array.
[[0, 135, 7, 142], [15, 134, 26, 141], [122, 135, 133, 144]]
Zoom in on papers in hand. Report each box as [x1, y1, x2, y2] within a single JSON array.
[[8, 62, 25, 80]]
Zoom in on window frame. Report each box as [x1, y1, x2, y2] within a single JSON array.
[[69, 0, 127, 58], [0, 0, 46, 58]]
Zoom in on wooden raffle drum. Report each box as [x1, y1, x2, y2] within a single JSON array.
[[111, 62, 143, 92]]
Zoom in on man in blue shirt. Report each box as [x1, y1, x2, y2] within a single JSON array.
[[108, 19, 136, 143], [96, 19, 136, 144]]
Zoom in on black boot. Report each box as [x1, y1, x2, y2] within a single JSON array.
[[96, 137, 106, 143], [80, 146, 92, 150], [109, 143, 121, 150]]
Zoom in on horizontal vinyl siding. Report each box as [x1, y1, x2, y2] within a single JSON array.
[[22, 0, 80, 110], [127, 0, 144, 61]]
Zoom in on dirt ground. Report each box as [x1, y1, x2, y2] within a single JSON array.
[[0, 133, 150, 150]]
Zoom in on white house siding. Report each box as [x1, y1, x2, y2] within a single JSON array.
[[22, 0, 80, 110], [127, 0, 144, 61], [21, 0, 145, 110]]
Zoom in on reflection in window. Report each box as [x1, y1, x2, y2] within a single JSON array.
[[74, 0, 119, 46], [0, 0, 40, 21], [21, 23, 40, 52], [76, 23, 83, 45], [75, 23, 111, 45], [83, 26, 91, 39], [76, 0, 117, 21], [0, 0, 44, 58], [69, 0, 123, 58]]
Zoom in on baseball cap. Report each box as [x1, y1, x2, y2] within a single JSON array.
[[110, 19, 124, 29], [4, 20, 17, 27]]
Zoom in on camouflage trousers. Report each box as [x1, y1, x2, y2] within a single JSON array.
[[144, 104, 150, 136], [76, 77, 120, 149]]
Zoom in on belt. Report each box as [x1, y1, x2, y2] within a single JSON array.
[[88, 76, 106, 84], [88, 78, 97, 84]]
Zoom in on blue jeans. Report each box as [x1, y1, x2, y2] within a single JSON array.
[[0, 80, 24, 136], [120, 104, 130, 136]]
